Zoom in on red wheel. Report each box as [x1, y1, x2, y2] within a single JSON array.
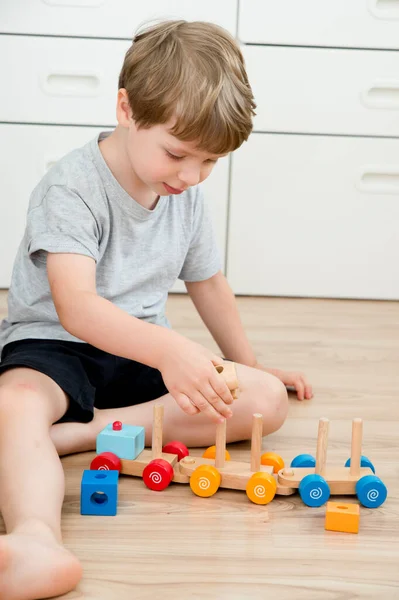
[[90, 452, 121, 472], [143, 459, 174, 491], [162, 441, 189, 461]]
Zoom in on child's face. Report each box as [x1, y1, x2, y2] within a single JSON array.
[[117, 91, 227, 197], [126, 119, 227, 196]]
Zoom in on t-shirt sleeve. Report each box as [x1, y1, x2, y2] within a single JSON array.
[[27, 184, 100, 263], [178, 185, 222, 282]]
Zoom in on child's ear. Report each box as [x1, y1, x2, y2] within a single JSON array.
[[116, 88, 133, 127]]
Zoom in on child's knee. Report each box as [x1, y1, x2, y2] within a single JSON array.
[[0, 380, 45, 418], [250, 371, 289, 433]]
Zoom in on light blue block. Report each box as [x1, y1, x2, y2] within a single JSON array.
[[96, 422, 145, 460], [80, 469, 119, 516]]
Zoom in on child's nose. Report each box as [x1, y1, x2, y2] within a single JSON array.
[[178, 167, 200, 187]]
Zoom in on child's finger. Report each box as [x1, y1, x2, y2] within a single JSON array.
[[298, 373, 313, 399], [202, 383, 233, 419], [190, 390, 226, 423], [295, 378, 305, 401], [304, 381, 313, 399], [175, 392, 200, 415], [209, 371, 234, 405]]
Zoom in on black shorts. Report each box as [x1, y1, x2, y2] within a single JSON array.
[[0, 339, 169, 424]]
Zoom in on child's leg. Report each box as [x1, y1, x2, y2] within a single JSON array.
[[51, 364, 289, 454], [0, 367, 82, 600]]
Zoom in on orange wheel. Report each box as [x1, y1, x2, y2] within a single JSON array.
[[190, 465, 221, 498], [202, 445, 231, 461], [246, 472, 277, 505], [260, 452, 285, 473]]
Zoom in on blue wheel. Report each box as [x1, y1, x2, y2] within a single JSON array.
[[299, 474, 330, 507], [290, 454, 316, 468], [345, 455, 375, 474], [356, 475, 387, 508]]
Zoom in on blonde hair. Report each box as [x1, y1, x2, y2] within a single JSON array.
[[118, 20, 256, 155]]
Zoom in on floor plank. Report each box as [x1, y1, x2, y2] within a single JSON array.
[[0, 291, 398, 599]]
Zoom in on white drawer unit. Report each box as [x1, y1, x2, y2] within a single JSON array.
[[0, 124, 105, 287], [0, 0, 238, 38], [0, 35, 131, 126], [239, 0, 399, 49], [227, 134, 399, 300], [0, 124, 229, 288], [244, 45, 399, 136], [1, 2, 398, 300]]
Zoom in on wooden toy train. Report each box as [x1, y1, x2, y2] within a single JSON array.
[[90, 361, 387, 508]]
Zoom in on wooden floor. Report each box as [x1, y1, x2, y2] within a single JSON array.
[[0, 291, 398, 599]]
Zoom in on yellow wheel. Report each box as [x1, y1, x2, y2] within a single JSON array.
[[190, 465, 221, 498], [246, 472, 277, 505], [202, 445, 231, 460], [260, 452, 285, 473]]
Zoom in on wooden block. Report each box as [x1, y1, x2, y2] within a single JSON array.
[[216, 361, 239, 399], [96, 422, 145, 460], [325, 501, 360, 533]]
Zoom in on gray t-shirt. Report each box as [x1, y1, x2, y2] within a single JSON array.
[[0, 131, 221, 353]]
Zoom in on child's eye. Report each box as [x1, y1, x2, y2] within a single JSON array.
[[166, 151, 183, 160]]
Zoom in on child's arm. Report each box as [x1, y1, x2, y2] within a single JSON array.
[[46, 253, 234, 422], [185, 270, 313, 400], [185, 271, 258, 366]]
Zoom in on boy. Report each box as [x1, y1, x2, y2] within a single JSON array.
[[0, 20, 312, 599]]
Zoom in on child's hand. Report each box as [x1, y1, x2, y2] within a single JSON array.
[[254, 363, 313, 401], [158, 337, 234, 422]]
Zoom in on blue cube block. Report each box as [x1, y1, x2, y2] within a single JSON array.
[[96, 422, 145, 460], [81, 469, 119, 516]]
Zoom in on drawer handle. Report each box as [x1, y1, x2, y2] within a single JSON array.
[[361, 82, 399, 109], [368, 0, 399, 19], [41, 73, 101, 97], [357, 167, 399, 194], [42, 0, 105, 7]]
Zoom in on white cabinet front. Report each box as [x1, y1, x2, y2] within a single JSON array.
[[1, 0, 238, 39], [244, 45, 399, 137], [227, 134, 399, 300], [0, 36, 131, 125], [239, 0, 399, 49]]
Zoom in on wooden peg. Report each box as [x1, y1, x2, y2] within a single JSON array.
[[152, 404, 164, 459], [215, 419, 227, 469], [315, 417, 329, 476], [251, 414, 263, 472], [350, 418, 363, 476]]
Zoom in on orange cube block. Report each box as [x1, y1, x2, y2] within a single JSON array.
[[325, 501, 360, 534]]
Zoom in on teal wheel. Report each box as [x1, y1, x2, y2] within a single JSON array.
[[290, 454, 316, 468], [356, 475, 387, 508], [345, 455, 375, 473], [299, 474, 330, 507]]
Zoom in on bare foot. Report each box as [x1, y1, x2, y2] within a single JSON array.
[[0, 522, 82, 600]]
